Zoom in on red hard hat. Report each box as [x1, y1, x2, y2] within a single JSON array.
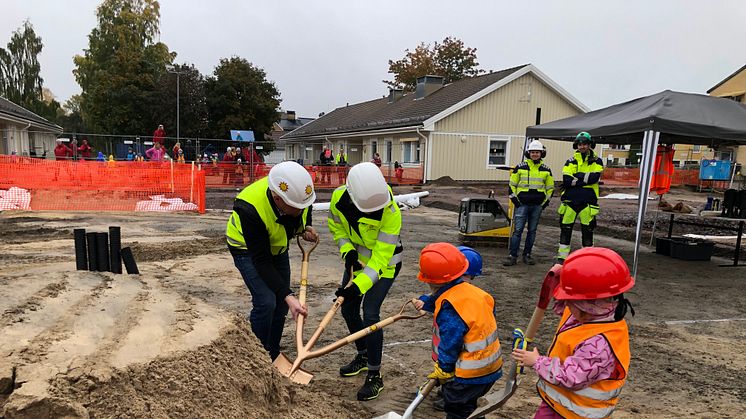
[[554, 247, 635, 300], [417, 242, 469, 284]]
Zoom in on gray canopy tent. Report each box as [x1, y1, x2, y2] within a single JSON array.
[[526, 90, 746, 278]]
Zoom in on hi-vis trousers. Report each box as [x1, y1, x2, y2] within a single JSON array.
[[557, 202, 599, 261]]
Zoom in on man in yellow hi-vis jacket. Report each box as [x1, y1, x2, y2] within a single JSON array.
[[225, 161, 317, 361], [557, 132, 604, 264], [328, 162, 403, 401]]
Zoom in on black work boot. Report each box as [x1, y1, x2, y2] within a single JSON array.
[[502, 256, 517, 266], [523, 254, 536, 265], [357, 371, 384, 401], [339, 354, 368, 377]]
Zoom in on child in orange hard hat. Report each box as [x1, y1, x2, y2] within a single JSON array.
[[512, 247, 635, 419], [413, 242, 503, 419]]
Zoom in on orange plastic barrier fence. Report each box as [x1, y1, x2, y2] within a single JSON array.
[[602, 167, 722, 189], [199, 162, 424, 190], [0, 156, 205, 213]]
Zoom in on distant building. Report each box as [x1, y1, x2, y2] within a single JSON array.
[[0, 96, 63, 157], [281, 64, 587, 181], [708, 64, 746, 165], [265, 110, 314, 164]]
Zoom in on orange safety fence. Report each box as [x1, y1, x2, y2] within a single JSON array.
[[601, 167, 730, 189], [198, 162, 425, 190], [0, 155, 205, 213]]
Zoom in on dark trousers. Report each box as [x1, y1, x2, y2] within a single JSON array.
[[340, 270, 395, 369], [232, 252, 290, 360], [442, 380, 495, 419]]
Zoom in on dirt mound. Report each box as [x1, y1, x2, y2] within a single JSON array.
[[129, 237, 226, 262], [5, 317, 368, 419], [427, 176, 461, 186]]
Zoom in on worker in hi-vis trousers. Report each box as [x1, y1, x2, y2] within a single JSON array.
[[557, 132, 604, 264]]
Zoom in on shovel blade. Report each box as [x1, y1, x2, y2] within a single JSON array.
[[467, 366, 520, 418], [272, 353, 314, 385], [372, 413, 403, 419]]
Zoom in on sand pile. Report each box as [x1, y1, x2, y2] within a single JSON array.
[[4, 317, 368, 418]]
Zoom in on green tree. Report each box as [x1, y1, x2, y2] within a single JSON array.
[[205, 57, 280, 152], [152, 63, 208, 139], [384, 36, 484, 91], [57, 94, 87, 133], [0, 20, 45, 110], [73, 0, 174, 134]]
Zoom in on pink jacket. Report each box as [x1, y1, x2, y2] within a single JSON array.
[[145, 147, 165, 162]]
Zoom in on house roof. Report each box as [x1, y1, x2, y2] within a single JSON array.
[[0, 96, 63, 132], [707, 64, 746, 94], [282, 64, 587, 140]]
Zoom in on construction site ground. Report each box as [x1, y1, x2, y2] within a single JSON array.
[[1, 183, 745, 418]]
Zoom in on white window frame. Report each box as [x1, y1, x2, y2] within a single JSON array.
[[370, 139, 378, 159], [384, 137, 393, 163], [401, 138, 421, 164], [486, 136, 510, 168]]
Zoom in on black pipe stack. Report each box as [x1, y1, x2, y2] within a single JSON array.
[[109, 226, 122, 274], [86, 232, 98, 271], [74, 229, 88, 270], [74, 226, 138, 275]]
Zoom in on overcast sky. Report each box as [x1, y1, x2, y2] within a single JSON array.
[[3, 0, 746, 119]]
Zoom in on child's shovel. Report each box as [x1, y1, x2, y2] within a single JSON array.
[[373, 378, 438, 419], [467, 264, 562, 418]]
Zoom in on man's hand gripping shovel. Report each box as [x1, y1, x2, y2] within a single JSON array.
[[274, 244, 427, 385], [467, 264, 562, 418]]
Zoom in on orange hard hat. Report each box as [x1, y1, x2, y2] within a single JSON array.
[[554, 247, 635, 300], [417, 242, 469, 284]]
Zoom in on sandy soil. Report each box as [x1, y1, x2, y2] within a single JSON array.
[[1, 185, 745, 418]]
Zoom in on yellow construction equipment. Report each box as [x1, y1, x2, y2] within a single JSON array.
[[458, 193, 512, 245]]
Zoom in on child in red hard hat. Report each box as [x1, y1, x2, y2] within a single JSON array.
[[512, 247, 635, 419], [413, 242, 503, 419]]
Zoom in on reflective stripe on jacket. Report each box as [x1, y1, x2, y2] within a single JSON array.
[[433, 282, 503, 379], [225, 177, 309, 254], [537, 307, 630, 419], [562, 151, 604, 205], [509, 159, 554, 205], [327, 185, 403, 293]]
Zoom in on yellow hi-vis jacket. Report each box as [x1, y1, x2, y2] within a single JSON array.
[[509, 158, 554, 206], [225, 177, 309, 254], [327, 185, 402, 293], [562, 151, 604, 205], [433, 282, 503, 379], [537, 307, 630, 419]]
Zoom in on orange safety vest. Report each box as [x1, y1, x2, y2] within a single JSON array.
[[433, 282, 503, 379], [537, 307, 630, 419], [650, 144, 674, 195]]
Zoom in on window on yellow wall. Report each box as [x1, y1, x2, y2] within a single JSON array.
[[487, 138, 508, 166], [402, 140, 421, 163]]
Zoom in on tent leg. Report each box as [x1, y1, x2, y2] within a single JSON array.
[[633, 130, 659, 279]]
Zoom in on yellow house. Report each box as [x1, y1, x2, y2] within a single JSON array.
[[708, 64, 746, 165], [281, 64, 587, 182]]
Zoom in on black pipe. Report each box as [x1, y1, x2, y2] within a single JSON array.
[[96, 232, 110, 272], [121, 247, 139, 275], [109, 226, 122, 274], [86, 232, 98, 271], [74, 229, 88, 270]]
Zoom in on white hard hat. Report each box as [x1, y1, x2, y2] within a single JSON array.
[[268, 161, 316, 209], [527, 140, 545, 152], [346, 162, 390, 213]]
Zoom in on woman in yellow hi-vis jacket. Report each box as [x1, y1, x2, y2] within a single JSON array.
[[328, 162, 403, 401]]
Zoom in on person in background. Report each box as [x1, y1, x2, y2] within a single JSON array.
[[135, 153, 145, 162], [173, 142, 182, 158], [504, 140, 554, 266], [96, 151, 106, 162], [223, 146, 237, 184], [126, 147, 136, 161], [556, 132, 604, 264], [225, 161, 317, 361], [319, 146, 334, 184], [78, 138, 93, 160], [512, 247, 634, 419], [336, 146, 348, 184], [371, 152, 382, 167], [145, 142, 165, 162], [54, 139, 73, 161], [394, 161, 404, 183], [153, 124, 166, 145], [177, 148, 186, 163]]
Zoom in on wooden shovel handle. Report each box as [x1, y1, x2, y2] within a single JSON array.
[[294, 235, 318, 354]]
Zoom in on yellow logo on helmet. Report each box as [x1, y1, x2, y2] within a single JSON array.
[[305, 185, 312, 196], [279, 181, 289, 192]]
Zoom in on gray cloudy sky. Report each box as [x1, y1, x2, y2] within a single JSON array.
[[3, 0, 746, 119]]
